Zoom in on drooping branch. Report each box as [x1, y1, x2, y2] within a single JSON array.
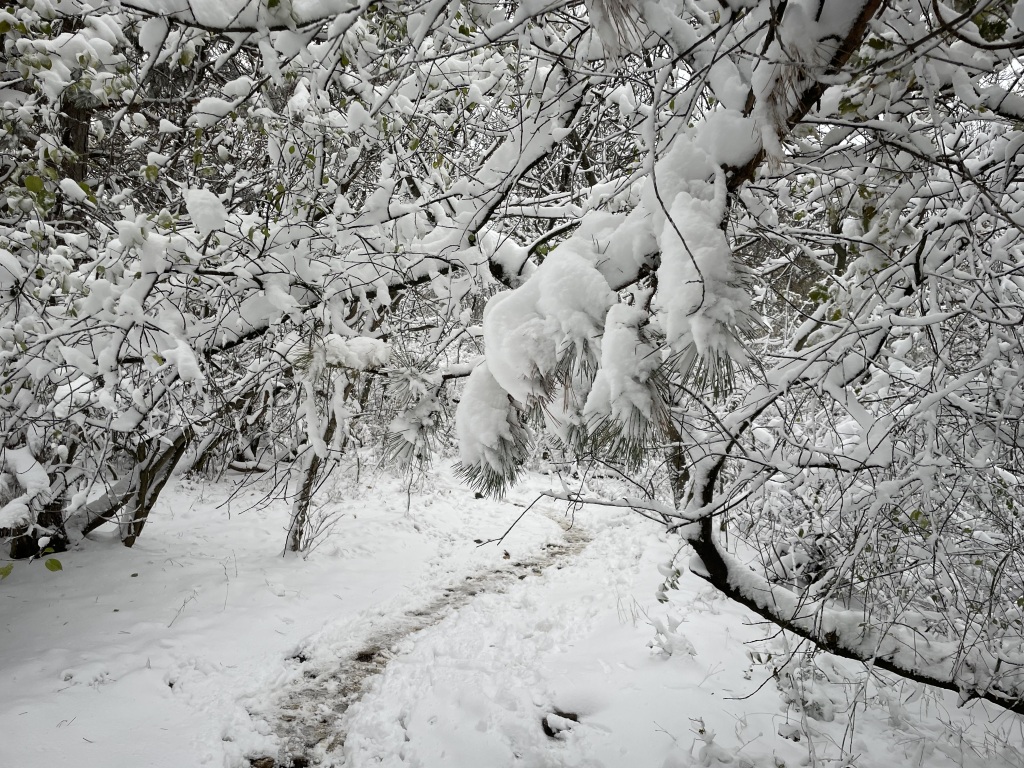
[[685, 517, 1024, 716]]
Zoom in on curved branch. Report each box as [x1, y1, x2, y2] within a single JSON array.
[[686, 516, 1024, 716]]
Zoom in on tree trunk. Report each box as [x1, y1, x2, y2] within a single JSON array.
[[286, 415, 337, 554], [122, 428, 193, 547], [79, 428, 194, 547]]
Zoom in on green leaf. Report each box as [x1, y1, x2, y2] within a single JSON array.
[[24, 175, 44, 194], [973, 14, 1008, 42], [44, 558, 63, 572], [838, 97, 859, 115], [0, 563, 12, 580], [78, 181, 97, 204]]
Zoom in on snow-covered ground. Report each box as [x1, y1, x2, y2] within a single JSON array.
[[2, 464, 1022, 767]]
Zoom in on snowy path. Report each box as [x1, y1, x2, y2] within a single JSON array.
[[274, 505, 675, 768], [261, 513, 591, 766]]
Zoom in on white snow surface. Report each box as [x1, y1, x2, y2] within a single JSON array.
[[1, 463, 1020, 768]]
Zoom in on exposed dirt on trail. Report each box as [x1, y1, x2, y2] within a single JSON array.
[[250, 516, 591, 768]]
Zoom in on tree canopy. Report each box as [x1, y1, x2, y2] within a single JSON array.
[[3, 0, 1024, 719]]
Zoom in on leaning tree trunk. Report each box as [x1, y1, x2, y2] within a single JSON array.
[[80, 427, 193, 546]]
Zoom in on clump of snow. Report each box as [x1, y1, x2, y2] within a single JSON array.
[[482, 251, 614, 404], [651, 136, 753, 371], [188, 96, 236, 128], [456, 362, 524, 474], [183, 188, 227, 238], [52, 374, 96, 420], [481, 290, 557, 403], [346, 100, 373, 132], [288, 333, 390, 375], [649, 613, 696, 658], [695, 109, 759, 167], [58, 178, 88, 203], [584, 303, 663, 440], [160, 338, 206, 383], [221, 76, 256, 99], [0, 446, 49, 529], [323, 334, 391, 370], [137, 17, 169, 58]]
